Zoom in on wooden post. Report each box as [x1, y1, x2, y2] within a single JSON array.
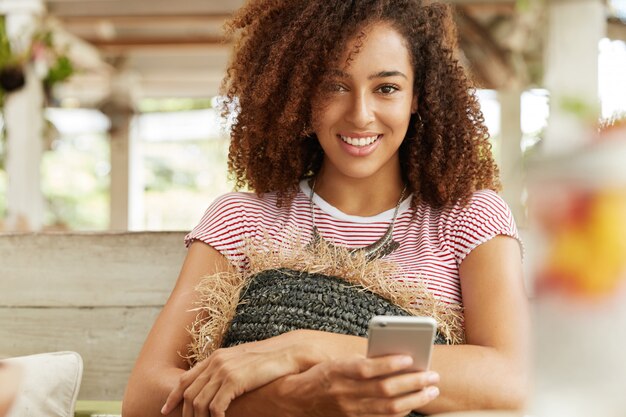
[[498, 88, 525, 225], [102, 70, 137, 231], [1, 0, 46, 231], [543, 0, 606, 152]]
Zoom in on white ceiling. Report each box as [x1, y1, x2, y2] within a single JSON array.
[[44, 0, 626, 107], [46, 0, 245, 105]]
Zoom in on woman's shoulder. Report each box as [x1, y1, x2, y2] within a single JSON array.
[[417, 189, 510, 220], [467, 188, 509, 207], [185, 190, 285, 249], [444, 189, 516, 232], [440, 189, 520, 264], [438, 189, 511, 218], [205, 190, 284, 215]]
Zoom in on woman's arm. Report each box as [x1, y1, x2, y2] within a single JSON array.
[[418, 235, 530, 413], [122, 241, 231, 417], [227, 355, 440, 417], [163, 326, 441, 417]]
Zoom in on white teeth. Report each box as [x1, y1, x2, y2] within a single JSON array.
[[340, 135, 380, 147]]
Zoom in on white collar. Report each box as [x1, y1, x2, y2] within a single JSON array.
[[298, 179, 412, 223]]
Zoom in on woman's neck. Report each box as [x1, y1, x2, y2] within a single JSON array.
[[312, 169, 405, 217]]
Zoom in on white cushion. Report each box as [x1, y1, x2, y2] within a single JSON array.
[[2, 351, 83, 417]]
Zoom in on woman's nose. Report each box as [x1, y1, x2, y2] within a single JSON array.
[[345, 92, 375, 128]]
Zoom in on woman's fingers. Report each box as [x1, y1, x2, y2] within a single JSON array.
[[183, 372, 219, 417], [165, 345, 303, 417], [163, 347, 254, 416], [280, 358, 441, 417], [330, 356, 441, 416], [362, 385, 440, 415], [359, 369, 440, 398], [336, 355, 414, 380], [161, 359, 210, 414], [369, 386, 439, 415], [202, 349, 301, 417]]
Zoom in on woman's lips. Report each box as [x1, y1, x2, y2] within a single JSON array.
[[337, 134, 382, 157]]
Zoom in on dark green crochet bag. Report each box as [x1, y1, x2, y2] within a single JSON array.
[[222, 268, 447, 417]]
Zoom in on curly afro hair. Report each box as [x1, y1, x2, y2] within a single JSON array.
[[221, 0, 500, 208]]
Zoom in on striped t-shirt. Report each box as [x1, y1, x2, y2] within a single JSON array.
[[185, 180, 521, 305]]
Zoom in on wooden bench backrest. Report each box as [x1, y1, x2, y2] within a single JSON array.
[[0, 232, 187, 400]]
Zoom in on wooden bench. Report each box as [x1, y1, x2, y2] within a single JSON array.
[[0, 232, 187, 403]]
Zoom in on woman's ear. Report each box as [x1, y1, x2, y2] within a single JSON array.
[[411, 94, 418, 114]]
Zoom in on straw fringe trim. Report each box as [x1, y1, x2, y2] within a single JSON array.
[[186, 233, 465, 364]]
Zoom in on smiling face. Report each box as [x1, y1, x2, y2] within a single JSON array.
[[312, 21, 417, 185]]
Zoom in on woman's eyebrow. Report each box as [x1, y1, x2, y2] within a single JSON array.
[[329, 69, 407, 80], [368, 70, 407, 80]]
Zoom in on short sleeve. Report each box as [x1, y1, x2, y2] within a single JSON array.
[[448, 190, 523, 265], [184, 192, 250, 269]]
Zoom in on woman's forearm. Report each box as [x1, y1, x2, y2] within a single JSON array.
[[122, 365, 186, 417], [123, 332, 527, 417], [418, 344, 529, 414], [226, 378, 297, 417], [227, 337, 527, 416], [287, 330, 527, 412]]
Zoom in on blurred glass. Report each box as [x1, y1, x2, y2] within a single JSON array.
[[526, 120, 626, 417]]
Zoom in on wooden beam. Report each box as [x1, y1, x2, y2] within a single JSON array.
[[58, 13, 232, 25], [452, 1, 515, 13], [607, 18, 626, 41], [447, 0, 514, 3], [83, 36, 231, 50], [456, 6, 516, 89], [46, 0, 244, 17], [457, 7, 510, 68]]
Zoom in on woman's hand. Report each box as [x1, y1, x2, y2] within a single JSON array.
[[278, 354, 440, 417], [161, 331, 319, 417], [0, 362, 22, 417]]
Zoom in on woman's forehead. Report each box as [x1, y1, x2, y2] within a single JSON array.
[[333, 22, 413, 77]]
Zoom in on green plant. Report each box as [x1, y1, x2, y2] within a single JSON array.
[[0, 15, 75, 101]]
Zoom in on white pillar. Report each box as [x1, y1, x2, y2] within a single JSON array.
[[543, 0, 605, 154], [103, 70, 138, 231], [1, 0, 46, 231], [498, 89, 525, 225]]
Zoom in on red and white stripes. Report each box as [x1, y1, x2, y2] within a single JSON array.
[[186, 181, 521, 305]]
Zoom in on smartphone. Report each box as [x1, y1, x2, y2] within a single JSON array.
[[367, 316, 437, 372]]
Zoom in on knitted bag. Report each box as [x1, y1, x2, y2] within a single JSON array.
[[223, 268, 448, 346], [219, 268, 447, 417]]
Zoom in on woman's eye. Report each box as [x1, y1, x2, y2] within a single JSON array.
[[378, 85, 399, 94], [331, 84, 347, 92]]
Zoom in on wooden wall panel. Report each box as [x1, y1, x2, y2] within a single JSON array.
[[0, 232, 192, 400], [0, 232, 186, 307], [0, 307, 165, 400]]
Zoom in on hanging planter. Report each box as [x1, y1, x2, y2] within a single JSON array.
[[0, 15, 75, 106], [0, 65, 25, 93]]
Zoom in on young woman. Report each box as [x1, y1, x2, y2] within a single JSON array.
[[123, 1, 529, 416]]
